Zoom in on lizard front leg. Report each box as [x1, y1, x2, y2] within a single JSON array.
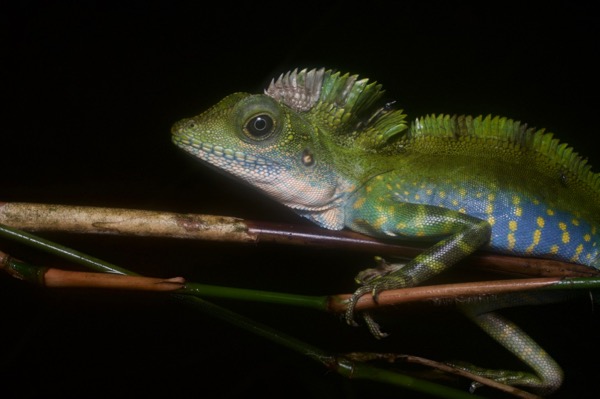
[[344, 200, 492, 335]]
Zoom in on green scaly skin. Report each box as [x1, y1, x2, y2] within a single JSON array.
[[171, 68, 600, 395]]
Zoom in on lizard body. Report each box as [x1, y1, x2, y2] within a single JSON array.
[[171, 68, 600, 394]]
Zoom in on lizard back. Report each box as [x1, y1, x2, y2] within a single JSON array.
[[350, 115, 600, 267]]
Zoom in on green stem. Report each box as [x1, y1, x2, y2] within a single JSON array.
[[0, 223, 132, 275], [547, 277, 600, 290], [1, 222, 485, 398], [182, 282, 328, 310]]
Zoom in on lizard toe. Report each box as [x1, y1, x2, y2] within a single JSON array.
[[344, 285, 373, 326]]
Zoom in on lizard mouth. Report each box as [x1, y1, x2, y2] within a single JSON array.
[[172, 135, 283, 178]]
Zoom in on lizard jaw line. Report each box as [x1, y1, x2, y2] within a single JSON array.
[[176, 138, 275, 167]]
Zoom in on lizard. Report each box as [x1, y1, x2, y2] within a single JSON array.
[[170, 67, 600, 395]]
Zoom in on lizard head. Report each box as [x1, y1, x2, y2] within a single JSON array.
[[171, 89, 352, 229], [171, 68, 408, 229]]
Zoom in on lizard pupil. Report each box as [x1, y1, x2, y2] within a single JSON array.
[[245, 114, 274, 138]]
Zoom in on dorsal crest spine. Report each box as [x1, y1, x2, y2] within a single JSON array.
[[410, 114, 600, 192]]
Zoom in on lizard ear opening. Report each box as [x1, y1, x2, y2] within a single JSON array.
[[301, 148, 315, 167]]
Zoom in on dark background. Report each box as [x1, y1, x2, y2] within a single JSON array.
[[2, 2, 599, 398]]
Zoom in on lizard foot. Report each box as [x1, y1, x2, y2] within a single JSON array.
[[344, 278, 406, 338], [354, 257, 407, 284], [344, 284, 373, 327], [343, 284, 389, 338]]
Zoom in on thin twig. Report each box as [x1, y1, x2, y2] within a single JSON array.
[[345, 353, 542, 399]]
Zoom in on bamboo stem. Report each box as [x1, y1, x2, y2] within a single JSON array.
[[0, 222, 487, 399]]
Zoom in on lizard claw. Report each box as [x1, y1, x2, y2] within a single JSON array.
[[344, 284, 390, 338], [344, 285, 372, 326]]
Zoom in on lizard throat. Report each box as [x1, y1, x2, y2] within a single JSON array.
[[173, 136, 351, 230]]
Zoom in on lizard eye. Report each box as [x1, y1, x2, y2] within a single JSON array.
[[234, 94, 282, 143], [244, 114, 275, 139]]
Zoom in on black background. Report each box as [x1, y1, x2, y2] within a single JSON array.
[[2, 2, 599, 398]]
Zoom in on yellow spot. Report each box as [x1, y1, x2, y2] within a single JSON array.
[[562, 231, 570, 244], [571, 244, 584, 262], [458, 208, 466, 213], [404, 191, 410, 196], [486, 203, 493, 214], [439, 191, 446, 199], [395, 183, 402, 189], [550, 245, 559, 254], [373, 215, 388, 229], [452, 199, 459, 206], [386, 183, 393, 190], [508, 233, 516, 250], [512, 195, 521, 205], [487, 216, 496, 226], [509, 220, 518, 231], [426, 189, 433, 196], [414, 194, 420, 201], [353, 197, 366, 209], [533, 229, 541, 245], [584, 234, 591, 242], [558, 222, 567, 231], [533, 199, 540, 205], [526, 230, 541, 253], [396, 222, 407, 230], [376, 175, 384, 181], [366, 185, 372, 193], [488, 193, 495, 202], [514, 207, 522, 217], [547, 209, 555, 216], [459, 188, 467, 197], [374, 205, 384, 214], [457, 241, 475, 253], [572, 219, 580, 226], [476, 192, 483, 198], [536, 217, 545, 228]]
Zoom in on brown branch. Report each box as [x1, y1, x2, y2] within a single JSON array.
[[0, 249, 185, 291], [327, 277, 563, 313], [0, 202, 597, 278], [43, 269, 185, 291]]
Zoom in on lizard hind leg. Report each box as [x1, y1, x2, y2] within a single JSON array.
[[456, 302, 564, 395]]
